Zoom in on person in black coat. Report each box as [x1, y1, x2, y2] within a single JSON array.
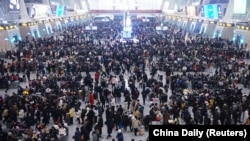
[[124, 94, 131, 110], [85, 118, 92, 140], [80, 126, 89, 141], [49, 126, 58, 140], [122, 113, 129, 131], [143, 115, 151, 131], [105, 116, 114, 138], [96, 115, 104, 136], [26, 70, 30, 81], [73, 127, 82, 141], [0, 127, 7, 141], [24, 113, 34, 127], [86, 107, 95, 124]]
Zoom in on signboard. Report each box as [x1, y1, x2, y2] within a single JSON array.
[[30, 4, 51, 19], [8, 0, 20, 13]]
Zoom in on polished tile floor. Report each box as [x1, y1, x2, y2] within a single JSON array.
[[0, 58, 250, 141]]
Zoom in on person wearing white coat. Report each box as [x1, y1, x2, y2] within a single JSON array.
[[18, 109, 25, 121], [75, 108, 82, 124]]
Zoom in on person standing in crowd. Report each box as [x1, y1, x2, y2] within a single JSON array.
[[26, 69, 30, 81], [106, 115, 114, 138], [80, 126, 89, 141], [92, 126, 101, 141], [111, 75, 117, 92], [122, 112, 130, 132], [73, 127, 82, 141], [116, 129, 124, 141], [75, 107, 82, 124], [96, 115, 103, 136], [142, 89, 147, 105], [68, 107, 74, 125], [95, 71, 100, 85], [132, 117, 141, 136], [49, 126, 58, 140], [89, 92, 95, 105], [0, 127, 7, 141]]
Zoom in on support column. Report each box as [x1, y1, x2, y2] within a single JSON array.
[[122, 11, 132, 38], [223, 0, 234, 21], [77, 0, 90, 12], [247, 8, 250, 20], [41, 0, 53, 18], [76, 0, 83, 9], [160, 0, 166, 11], [20, 0, 31, 21], [168, 0, 176, 10], [176, 0, 187, 11], [84, 0, 91, 11], [63, 0, 74, 9]]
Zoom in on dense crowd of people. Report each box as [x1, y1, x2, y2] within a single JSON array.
[[0, 15, 249, 141]]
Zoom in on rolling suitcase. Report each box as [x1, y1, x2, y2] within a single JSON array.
[[139, 126, 145, 136]]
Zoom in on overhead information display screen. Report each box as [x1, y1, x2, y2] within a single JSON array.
[[56, 5, 65, 16], [204, 4, 218, 19], [233, 0, 246, 14]]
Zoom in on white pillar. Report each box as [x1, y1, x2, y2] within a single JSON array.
[[223, 0, 234, 21], [19, 0, 31, 21], [68, 0, 75, 10], [76, 0, 83, 9], [84, 0, 91, 11]]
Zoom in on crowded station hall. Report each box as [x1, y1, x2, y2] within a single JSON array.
[[0, 0, 250, 140]]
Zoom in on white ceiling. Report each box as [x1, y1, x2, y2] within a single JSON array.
[[87, 0, 164, 10]]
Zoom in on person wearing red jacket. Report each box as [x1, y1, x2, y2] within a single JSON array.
[[89, 92, 95, 105], [95, 71, 100, 85]]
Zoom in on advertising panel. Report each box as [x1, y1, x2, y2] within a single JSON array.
[[56, 5, 65, 16], [9, 0, 20, 13], [30, 4, 51, 19], [233, 0, 246, 14], [204, 4, 218, 19], [186, 6, 196, 17]]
